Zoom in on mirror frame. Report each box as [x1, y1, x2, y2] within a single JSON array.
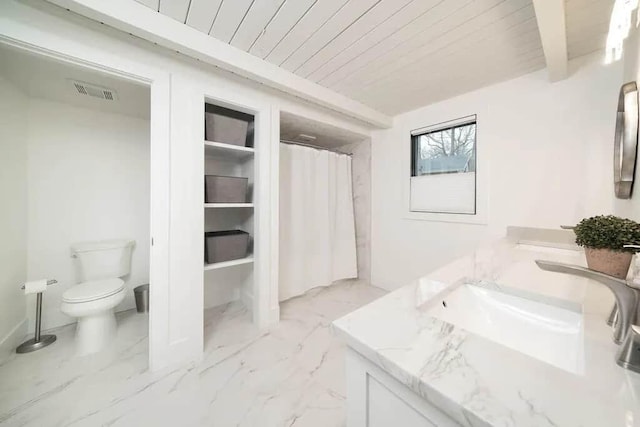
[[614, 81, 639, 199]]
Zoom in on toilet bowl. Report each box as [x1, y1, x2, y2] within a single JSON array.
[[61, 279, 126, 356], [63, 239, 134, 356]]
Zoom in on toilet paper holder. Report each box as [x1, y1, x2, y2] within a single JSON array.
[[17, 279, 58, 354], [20, 279, 58, 290]]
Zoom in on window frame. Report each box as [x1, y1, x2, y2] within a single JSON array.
[[411, 121, 476, 177], [410, 116, 477, 215], [402, 113, 488, 225]]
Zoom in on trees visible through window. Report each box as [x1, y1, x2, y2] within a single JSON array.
[[412, 122, 476, 176]]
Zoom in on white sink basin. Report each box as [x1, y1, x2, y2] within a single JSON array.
[[424, 283, 585, 374]]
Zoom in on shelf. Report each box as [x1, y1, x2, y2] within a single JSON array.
[[204, 141, 254, 160], [205, 203, 254, 208], [204, 256, 254, 271]]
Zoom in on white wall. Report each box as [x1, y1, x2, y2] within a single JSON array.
[[616, 27, 640, 221], [371, 53, 623, 290], [26, 98, 150, 330], [340, 140, 372, 281], [0, 76, 28, 359]]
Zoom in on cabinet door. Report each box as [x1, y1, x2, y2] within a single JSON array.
[[346, 348, 461, 427], [368, 377, 437, 427]]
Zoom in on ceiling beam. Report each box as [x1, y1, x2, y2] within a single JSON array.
[[42, 0, 393, 128], [532, 0, 569, 82]]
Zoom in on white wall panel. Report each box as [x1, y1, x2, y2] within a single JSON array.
[[210, 0, 254, 43], [248, 0, 316, 58], [295, 0, 413, 78], [317, 0, 464, 90], [135, 0, 158, 11], [279, 0, 379, 72], [0, 76, 28, 361], [369, 48, 544, 113], [332, 0, 521, 94], [347, 10, 543, 112], [230, 0, 285, 51], [167, 76, 202, 349], [309, 0, 442, 84], [153, 0, 615, 115], [185, 0, 223, 34], [159, 0, 189, 22], [265, 0, 348, 65], [565, 0, 613, 59], [347, 14, 541, 99]]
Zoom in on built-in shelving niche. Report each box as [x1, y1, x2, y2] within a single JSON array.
[[203, 100, 255, 317]]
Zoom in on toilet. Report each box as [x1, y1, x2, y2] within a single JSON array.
[[61, 239, 134, 356]]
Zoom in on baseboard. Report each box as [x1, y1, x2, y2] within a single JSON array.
[[0, 318, 28, 362]]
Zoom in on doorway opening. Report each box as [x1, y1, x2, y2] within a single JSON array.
[[278, 111, 372, 303], [0, 43, 152, 368]]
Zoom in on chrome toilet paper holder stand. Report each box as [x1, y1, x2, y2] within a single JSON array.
[[17, 279, 58, 354]]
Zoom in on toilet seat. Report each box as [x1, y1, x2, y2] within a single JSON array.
[[62, 278, 125, 303]]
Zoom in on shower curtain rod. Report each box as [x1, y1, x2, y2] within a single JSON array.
[[280, 139, 352, 156]]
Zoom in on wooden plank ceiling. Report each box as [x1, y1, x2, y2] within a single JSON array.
[[565, 0, 614, 59], [139, 0, 614, 115]]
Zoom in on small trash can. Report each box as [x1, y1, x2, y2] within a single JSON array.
[[134, 284, 149, 313]]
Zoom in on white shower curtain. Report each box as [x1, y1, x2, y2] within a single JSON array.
[[279, 143, 358, 301]]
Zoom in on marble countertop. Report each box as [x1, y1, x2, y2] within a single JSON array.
[[332, 232, 640, 427]]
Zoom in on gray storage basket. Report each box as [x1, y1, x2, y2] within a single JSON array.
[[204, 104, 254, 147], [205, 230, 250, 264], [205, 175, 248, 203], [205, 113, 249, 146]]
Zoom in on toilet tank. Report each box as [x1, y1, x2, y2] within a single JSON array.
[[71, 239, 135, 282]]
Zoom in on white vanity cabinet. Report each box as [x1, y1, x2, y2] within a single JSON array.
[[346, 348, 461, 427]]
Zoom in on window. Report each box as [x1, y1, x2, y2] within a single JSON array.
[[410, 116, 476, 214]]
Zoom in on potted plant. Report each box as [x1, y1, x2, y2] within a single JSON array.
[[574, 215, 640, 279]]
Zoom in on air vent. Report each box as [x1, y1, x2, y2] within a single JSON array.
[[69, 80, 118, 101]]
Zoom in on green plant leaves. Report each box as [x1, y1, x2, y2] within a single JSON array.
[[574, 215, 640, 252]]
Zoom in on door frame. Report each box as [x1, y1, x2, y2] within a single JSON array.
[[0, 35, 172, 371]]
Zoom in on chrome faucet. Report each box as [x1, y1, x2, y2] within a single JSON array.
[[534, 260, 640, 344]]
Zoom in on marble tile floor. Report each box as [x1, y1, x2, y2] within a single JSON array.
[[0, 280, 385, 427]]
